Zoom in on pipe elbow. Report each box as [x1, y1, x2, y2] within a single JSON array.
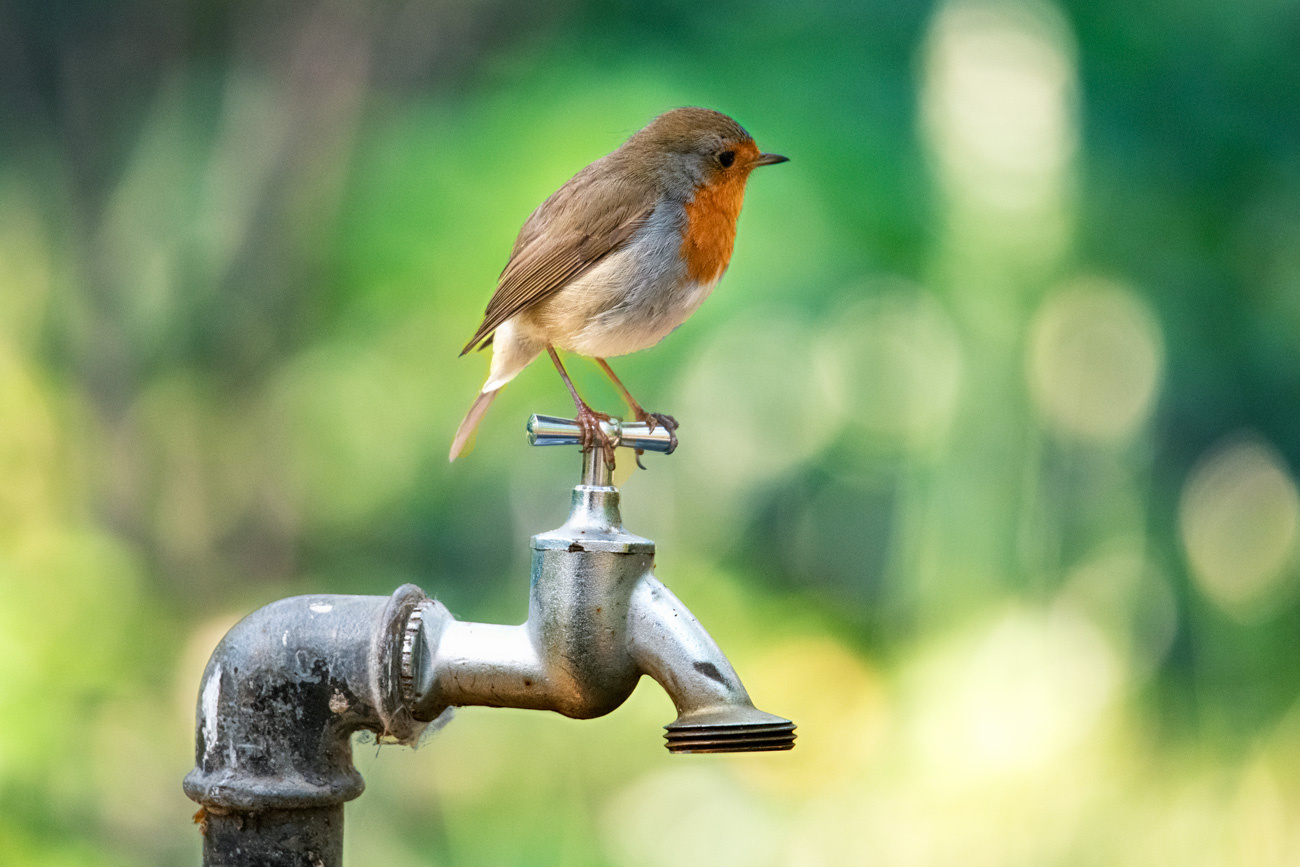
[[183, 586, 427, 811]]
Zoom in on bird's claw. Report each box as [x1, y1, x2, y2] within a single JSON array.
[[576, 404, 618, 470], [637, 411, 679, 456]]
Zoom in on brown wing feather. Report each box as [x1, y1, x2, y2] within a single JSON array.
[[460, 157, 658, 355]]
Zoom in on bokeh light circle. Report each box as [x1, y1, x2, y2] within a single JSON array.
[[676, 309, 839, 487], [818, 284, 963, 451], [1027, 278, 1164, 442], [922, 0, 1077, 215], [907, 605, 1119, 785], [1180, 437, 1300, 616]]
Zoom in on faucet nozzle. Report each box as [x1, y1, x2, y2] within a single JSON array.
[[664, 706, 797, 753]]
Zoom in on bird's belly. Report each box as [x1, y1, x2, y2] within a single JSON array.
[[567, 272, 715, 357], [525, 222, 718, 358]]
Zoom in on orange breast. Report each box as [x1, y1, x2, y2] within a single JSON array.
[[680, 145, 759, 284]]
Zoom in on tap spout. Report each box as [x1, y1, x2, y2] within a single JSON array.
[[629, 575, 796, 752]]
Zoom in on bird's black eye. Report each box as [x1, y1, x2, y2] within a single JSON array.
[[718, 150, 736, 168]]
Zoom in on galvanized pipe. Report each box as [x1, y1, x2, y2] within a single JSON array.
[[184, 586, 429, 867], [199, 806, 343, 867]]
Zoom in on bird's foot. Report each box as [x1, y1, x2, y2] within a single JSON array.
[[576, 404, 618, 469], [635, 410, 679, 456]]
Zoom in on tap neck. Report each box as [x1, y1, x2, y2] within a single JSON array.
[[531, 484, 654, 554], [569, 484, 626, 533]]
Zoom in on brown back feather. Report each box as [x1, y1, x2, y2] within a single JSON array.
[[460, 156, 658, 355]]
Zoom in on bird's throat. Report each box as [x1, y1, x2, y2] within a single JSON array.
[[680, 169, 750, 285]]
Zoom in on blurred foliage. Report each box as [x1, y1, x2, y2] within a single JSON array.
[[2, 0, 1300, 864]]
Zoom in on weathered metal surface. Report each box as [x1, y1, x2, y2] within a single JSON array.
[[200, 806, 343, 867], [185, 585, 428, 866]]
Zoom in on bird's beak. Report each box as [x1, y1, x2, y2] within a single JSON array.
[[753, 152, 790, 167]]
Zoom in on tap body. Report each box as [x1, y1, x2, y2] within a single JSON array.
[[404, 483, 795, 749]]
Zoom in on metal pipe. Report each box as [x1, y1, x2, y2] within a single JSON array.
[[184, 586, 429, 867], [199, 806, 343, 867], [186, 413, 794, 863]]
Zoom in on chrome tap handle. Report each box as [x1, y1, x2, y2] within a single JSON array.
[[526, 414, 675, 486], [526, 414, 675, 453]]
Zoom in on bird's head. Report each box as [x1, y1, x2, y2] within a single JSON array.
[[623, 107, 788, 195]]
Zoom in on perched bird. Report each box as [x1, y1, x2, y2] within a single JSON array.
[[450, 107, 787, 465]]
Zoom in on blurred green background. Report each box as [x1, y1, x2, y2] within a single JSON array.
[[2, 0, 1300, 863]]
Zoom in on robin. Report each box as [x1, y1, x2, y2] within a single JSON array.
[[450, 107, 788, 466]]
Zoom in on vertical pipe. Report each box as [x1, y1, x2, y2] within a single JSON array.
[[202, 807, 343, 867]]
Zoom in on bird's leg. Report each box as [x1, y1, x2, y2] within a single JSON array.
[[595, 358, 678, 458], [547, 346, 618, 468]]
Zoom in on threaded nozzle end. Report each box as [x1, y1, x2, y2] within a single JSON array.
[[664, 719, 796, 754]]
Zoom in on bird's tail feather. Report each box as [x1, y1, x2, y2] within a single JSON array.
[[449, 388, 500, 461]]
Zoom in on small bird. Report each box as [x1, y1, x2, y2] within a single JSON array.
[[450, 107, 787, 465]]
